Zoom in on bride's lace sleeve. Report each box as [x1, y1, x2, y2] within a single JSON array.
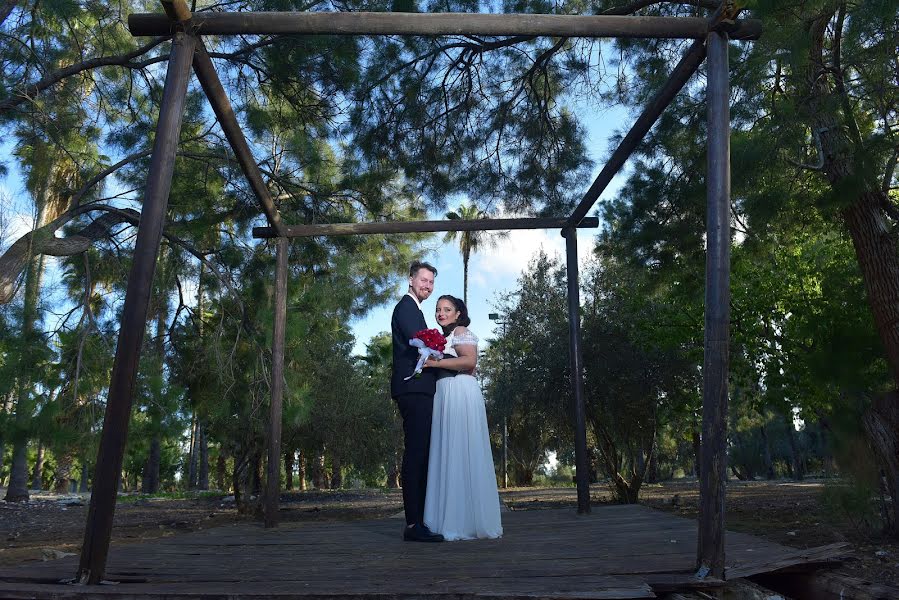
[[452, 329, 479, 346]]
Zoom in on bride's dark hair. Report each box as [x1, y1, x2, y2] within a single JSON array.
[[437, 294, 471, 332]]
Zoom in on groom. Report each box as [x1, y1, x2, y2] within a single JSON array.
[[391, 261, 444, 542]]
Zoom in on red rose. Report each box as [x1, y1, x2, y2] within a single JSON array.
[[413, 328, 446, 352]]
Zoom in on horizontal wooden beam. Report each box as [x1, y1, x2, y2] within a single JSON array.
[[252, 216, 599, 238], [566, 37, 707, 228], [191, 37, 285, 236], [129, 12, 762, 41]]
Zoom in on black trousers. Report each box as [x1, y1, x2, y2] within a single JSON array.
[[395, 392, 433, 526]]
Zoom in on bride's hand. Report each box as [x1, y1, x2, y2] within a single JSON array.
[[424, 358, 441, 368]]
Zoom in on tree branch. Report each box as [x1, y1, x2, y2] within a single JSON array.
[[0, 0, 19, 28], [0, 35, 170, 114]]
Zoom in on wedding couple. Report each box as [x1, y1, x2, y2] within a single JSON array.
[[391, 261, 503, 542]]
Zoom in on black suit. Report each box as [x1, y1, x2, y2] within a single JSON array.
[[391, 294, 436, 526]]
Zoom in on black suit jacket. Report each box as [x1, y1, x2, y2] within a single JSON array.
[[391, 295, 437, 398]]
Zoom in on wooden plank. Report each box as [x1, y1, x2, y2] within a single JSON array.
[[696, 29, 730, 580], [76, 31, 198, 586], [0, 507, 849, 599], [252, 217, 599, 238], [128, 11, 763, 41]]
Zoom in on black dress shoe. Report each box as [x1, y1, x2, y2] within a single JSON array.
[[403, 524, 444, 542]]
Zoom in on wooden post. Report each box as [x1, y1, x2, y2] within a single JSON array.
[[563, 228, 590, 514], [697, 29, 730, 580], [77, 31, 197, 584], [265, 236, 288, 528]]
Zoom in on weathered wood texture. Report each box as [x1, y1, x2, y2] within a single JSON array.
[[697, 30, 731, 579], [2, 506, 848, 599], [76, 31, 197, 586], [265, 237, 288, 528], [161, 0, 191, 23], [192, 38, 285, 236], [253, 217, 599, 238], [129, 12, 763, 40], [563, 229, 590, 514]]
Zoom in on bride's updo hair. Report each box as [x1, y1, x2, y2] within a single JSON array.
[[438, 294, 471, 328]]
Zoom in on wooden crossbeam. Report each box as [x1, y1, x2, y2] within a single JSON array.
[[252, 216, 599, 238], [129, 11, 762, 40]]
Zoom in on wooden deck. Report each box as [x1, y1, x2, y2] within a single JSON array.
[[0, 504, 847, 599]]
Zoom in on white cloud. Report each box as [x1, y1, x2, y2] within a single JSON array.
[[470, 226, 598, 282]]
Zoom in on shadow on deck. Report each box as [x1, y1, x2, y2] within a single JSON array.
[[0, 504, 848, 599]]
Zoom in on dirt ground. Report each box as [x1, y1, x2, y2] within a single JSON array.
[[1, 480, 896, 588]]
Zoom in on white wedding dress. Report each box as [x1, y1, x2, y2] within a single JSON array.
[[424, 329, 503, 541]]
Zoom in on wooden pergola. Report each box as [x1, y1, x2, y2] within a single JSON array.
[[76, 0, 760, 586]]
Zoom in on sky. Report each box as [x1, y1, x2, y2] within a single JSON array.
[[0, 79, 634, 356]]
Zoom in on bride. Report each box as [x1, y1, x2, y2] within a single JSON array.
[[422, 295, 503, 541]]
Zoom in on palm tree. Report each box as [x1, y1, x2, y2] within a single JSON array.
[[444, 204, 508, 305]]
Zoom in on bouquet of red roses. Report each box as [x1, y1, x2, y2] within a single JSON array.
[[404, 328, 447, 380]]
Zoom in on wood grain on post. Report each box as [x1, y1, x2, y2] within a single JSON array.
[[252, 217, 599, 238], [191, 39, 285, 236], [77, 32, 197, 585], [563, 228, 591, 514], [161, 0, 192, 23], [129, 11, 762, 40], [265, 237, 288, 528], [697, 30, 730, 580]]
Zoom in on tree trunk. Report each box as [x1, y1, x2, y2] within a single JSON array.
[[312, 451, 328, 489], [463, 251, 470, 305], [4, 440, 29, 502], [187, 416, 198, 489], [54, 451, 74, 494], [691, 426, 701, 478], [784, 412, 804, 481], [863, 392, 899, 535], [330, 454, 342, 489], [141, 436, 161, 494], [0, 391, 10, 486], [216, 449, 227, 491], [4, 248, 44, 503], [30, 442, 44, 490], [802, 11, 899, 534], [251, 449, 262, 497], [197, 422, 209, 490], [79, 460, 90, 493], [760, 423, 775, 479], [6, 147, 77, 502], [297, 450, 307, 491], [284, 450, 294, 491], [386, 450, 400, 488]]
